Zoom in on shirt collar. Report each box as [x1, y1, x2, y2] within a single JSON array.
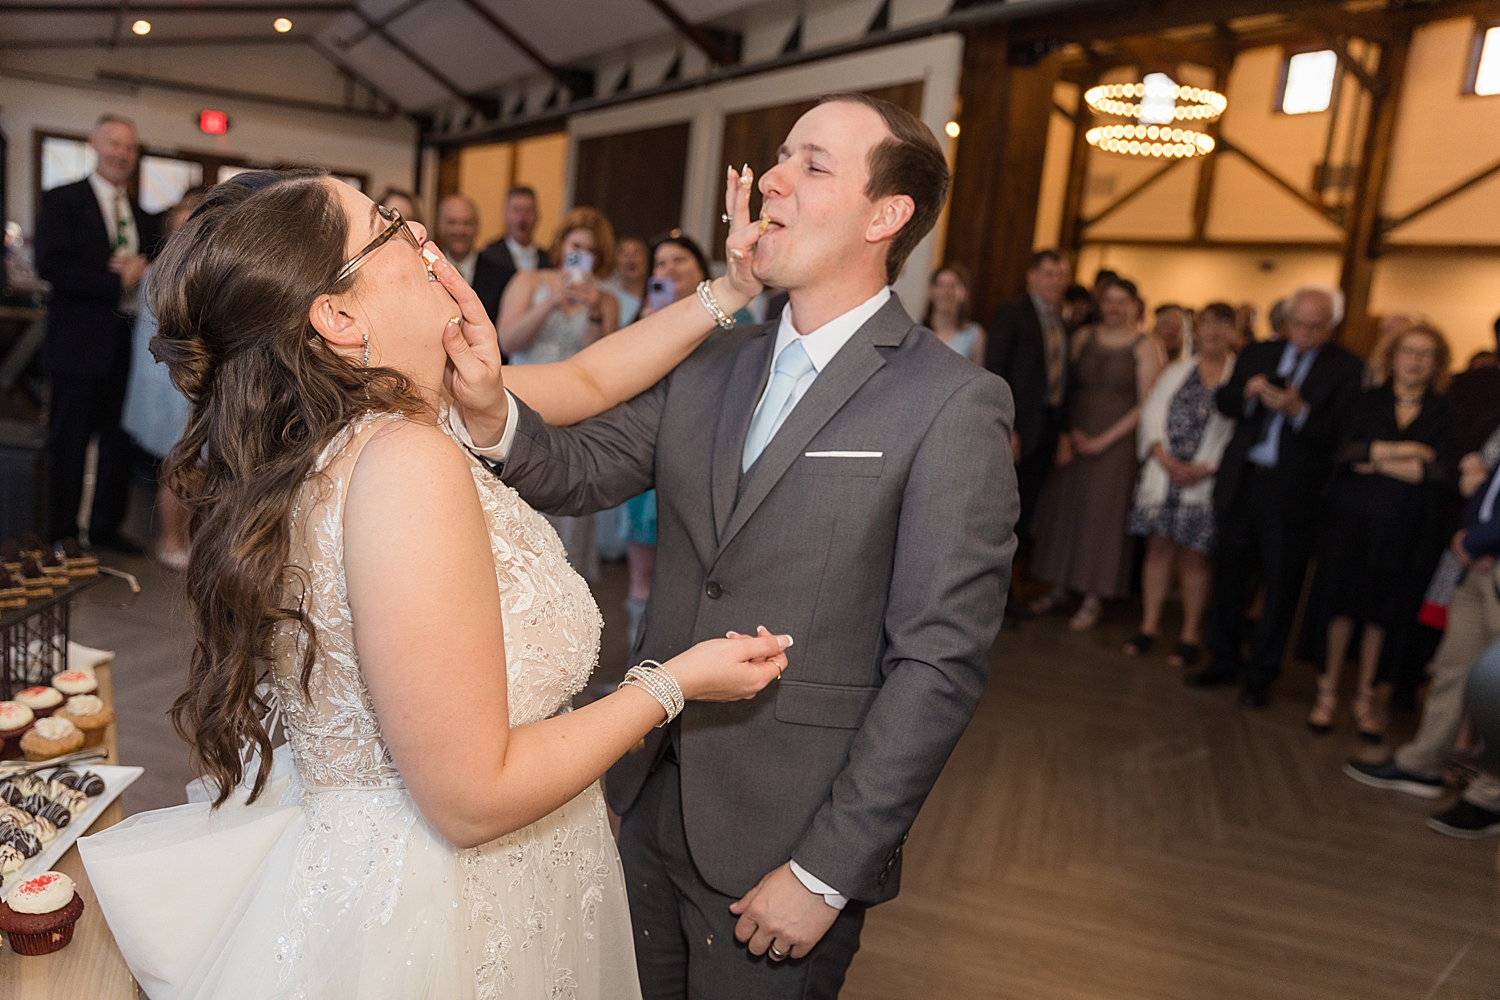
[[506, 236, 535, 256], [89, 172, 122, 201], [772, 287, 891, 373]]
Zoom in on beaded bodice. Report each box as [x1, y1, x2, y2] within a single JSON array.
[[272, 409, 604, 789]]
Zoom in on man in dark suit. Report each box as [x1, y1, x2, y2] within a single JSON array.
[[33, 114, 161, 549], [984, 248, 1071, 540], [456, 94, 1017, 998], [1188, 286, 1364, 707], [478, 185, 550, 303], [434, 194, 505, 324]]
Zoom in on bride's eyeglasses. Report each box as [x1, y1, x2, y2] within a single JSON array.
[[336, 205, 433, 283]]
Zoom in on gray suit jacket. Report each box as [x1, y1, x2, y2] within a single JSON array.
[[496, 295, 1018, 904]]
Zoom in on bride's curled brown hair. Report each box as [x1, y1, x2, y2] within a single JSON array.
[[151, 169, 426, 806]]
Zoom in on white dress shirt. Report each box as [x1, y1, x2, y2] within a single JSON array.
[[506, 237, 539, 273], [451, 251, 479, 285], [88, 172, 138, 255]]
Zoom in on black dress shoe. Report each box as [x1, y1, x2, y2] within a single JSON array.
[[1238, 688, 1269, 710], [1184, 667, 1237, 688], [89, 532, 145, 556]]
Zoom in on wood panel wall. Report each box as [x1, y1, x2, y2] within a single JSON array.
[[712, 81, 926, 260], [572, 121, 692, 243]]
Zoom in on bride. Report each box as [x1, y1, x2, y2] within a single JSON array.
[[79, 166, 784, 999]]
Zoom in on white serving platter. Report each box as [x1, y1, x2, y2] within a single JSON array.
[[1, 764, 143, 902]]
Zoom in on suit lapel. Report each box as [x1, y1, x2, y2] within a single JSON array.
[[714, 328, 891, 558], [78, 180, 111, 254], [711, 333, 774, 541]]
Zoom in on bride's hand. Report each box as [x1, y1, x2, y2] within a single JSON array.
[[428, 241, 506, 421], [720, 165, 764, 307], [663, 628, 792, 703]]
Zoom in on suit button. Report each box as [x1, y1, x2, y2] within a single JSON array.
[[705, 581, 723, 599]]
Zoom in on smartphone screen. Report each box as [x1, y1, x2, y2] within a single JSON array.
[[647, 277, 675, 313], [564, 250, 594, 284]]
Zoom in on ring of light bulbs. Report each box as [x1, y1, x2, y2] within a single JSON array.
[[1083, 80, 1227, 160]]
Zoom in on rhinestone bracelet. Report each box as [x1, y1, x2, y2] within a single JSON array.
[[620, 660, 685, 727], [696, 279, 737, 329]]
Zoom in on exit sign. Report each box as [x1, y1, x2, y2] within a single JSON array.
[[198, 110, 229, 135]]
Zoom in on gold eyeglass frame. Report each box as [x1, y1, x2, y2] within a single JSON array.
[[336, 204, 426, 283]]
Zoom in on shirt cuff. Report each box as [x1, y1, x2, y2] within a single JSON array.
[[1289, 403, 1311, 430], [789, 860, 848, 910], [450, 392, 518, 463]]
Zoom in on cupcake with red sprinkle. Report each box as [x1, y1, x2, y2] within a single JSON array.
[[13, 687, 62, 719], [0, 871, 85, 956]]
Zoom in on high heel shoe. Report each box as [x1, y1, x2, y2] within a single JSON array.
[[1307, 677, 1338, 735], [1351, 687, 1385, 744]]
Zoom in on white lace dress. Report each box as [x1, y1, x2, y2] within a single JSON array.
[[80, 410, 639, 1000]]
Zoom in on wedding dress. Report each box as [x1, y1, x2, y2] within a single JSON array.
[[81, 409, 641, 1000]]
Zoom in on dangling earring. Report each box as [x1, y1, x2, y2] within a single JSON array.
[[362, 333, 370, 367]]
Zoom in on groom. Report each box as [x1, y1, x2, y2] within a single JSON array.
[[462, 94, 1017, 998]]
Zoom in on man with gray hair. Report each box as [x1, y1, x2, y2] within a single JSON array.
[[1187, 285, 1364, 707]]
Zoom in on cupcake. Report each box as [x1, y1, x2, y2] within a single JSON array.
[[13, 687, 62, 719], [0, 571, 24, 609], [0, 702, 35, 760], [50, 671, 98, 697], [56, 695, 112, 749], [57, 539, 98, 578], [20, 716, 84, 762], [0, 871, 85, 956]]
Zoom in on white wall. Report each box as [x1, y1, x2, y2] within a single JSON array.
[[565, 33, 965, 311], [2, 54, 418, 233]]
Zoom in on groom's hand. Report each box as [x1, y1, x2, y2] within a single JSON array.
[[729, 863, 839, 960]]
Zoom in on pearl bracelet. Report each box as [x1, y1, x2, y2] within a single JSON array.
[[620, 660, 685, 727], [696, 279, 737, 329]]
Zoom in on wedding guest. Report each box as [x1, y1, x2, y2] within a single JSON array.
[[1300, 324, 1457, 738], [1235, 303, 1258, 350], [1468, 350, 1497, 370], [609, 235, 649, 326], [33, 114, 162, 550], [1189, 286, 1365, 708], [984, 249, 1071, 542], [1446, 315, 1500, 455], [1030, 278, 1165, 630], [1345, 458, 1500, 838], [1152, 303, 1189, 362], [376, 186, 420, 224], [1125, 302, 1237, 666], [434, 194, 505, 322], [498, 207, 619, 581], [479, 185, 550, 301], [923, 263, 984, 364], [121, 185, 207, 571], [1062, 283, 1094, 332]]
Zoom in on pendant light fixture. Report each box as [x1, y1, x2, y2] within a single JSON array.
[[1083, 72, 1227, 159]]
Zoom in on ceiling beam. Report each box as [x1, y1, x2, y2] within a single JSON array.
[[639, 0, 742, 66], [450, 0, 594, 97], [349, 6, 496, 117], [0, 32, 305, 48], [0, 2, 352, 11], [307, 35, 405, 116], [333, 0, 423, 48], [95, 69, 398, 119]]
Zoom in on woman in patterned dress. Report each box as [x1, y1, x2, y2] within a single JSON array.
[[79, 168, 789, 1000], [1124, 302, 1238, 667]]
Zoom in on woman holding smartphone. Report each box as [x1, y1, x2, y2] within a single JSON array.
[[496, 207, 621, 579]]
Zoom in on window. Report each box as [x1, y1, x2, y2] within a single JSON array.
[[39, 135, 94, 192], [139, 156, 202, 214], [1468, 24, 1500, 96], [1280, 49, 1339, 114]]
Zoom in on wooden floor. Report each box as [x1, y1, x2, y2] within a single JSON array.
[[77, 509, 1500, 998]]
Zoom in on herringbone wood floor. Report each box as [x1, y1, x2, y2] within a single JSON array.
[[85, 517, 1500, 998]]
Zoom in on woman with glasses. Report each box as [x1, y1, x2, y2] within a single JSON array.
[[1299, 323, 1458, 739], [80, 169, 789, 1000]]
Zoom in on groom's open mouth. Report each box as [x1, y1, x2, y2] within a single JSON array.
[[759, 214, 787, 239]]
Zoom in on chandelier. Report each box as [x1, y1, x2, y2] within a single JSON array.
[[1083, 73, 1226, 160]]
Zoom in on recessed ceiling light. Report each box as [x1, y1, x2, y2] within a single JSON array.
[[131, 19, 151, 34], [944, 120, 960, 138], [273, 17, 292, 32]]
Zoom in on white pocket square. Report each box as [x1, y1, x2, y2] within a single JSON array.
[[804, 451, 883, 458]]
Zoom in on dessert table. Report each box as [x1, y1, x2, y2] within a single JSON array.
[[2, 659, 140, 998]]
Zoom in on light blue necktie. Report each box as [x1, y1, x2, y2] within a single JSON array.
[[742, 341, 815, 471]]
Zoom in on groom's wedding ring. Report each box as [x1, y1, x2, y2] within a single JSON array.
[[720, 213, 733, 224], [768, 943, 788, 961]]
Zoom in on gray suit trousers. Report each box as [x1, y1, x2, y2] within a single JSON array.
[[620, 759, 866, 1000]]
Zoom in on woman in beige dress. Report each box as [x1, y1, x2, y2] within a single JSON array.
[[1029, 278, 1165, 630]]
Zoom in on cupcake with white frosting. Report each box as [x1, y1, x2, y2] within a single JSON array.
[[50, 671, 98, 697], [57, 694, 113, 749], [13, 687, 62, 719], [0, 701, 35, 759], [0, 871, 85, 955], [19, 716, 83, 762]]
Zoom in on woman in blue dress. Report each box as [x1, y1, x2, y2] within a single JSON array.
[[922, 263, 985, 364]]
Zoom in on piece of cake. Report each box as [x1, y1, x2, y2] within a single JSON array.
[[36, 548, 70, 585], [13, 687, 62, 719], [19, 716, 84, 762], [0, 571, 24, 609], [56, 539, 99, 577], [0, 871, 85, 956], [16, 558, 56, 597], [0, 539, 21, 574]]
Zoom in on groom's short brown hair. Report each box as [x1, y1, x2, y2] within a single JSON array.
[[817, 93, 950, 285]]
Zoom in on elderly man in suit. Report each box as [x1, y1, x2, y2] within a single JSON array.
[[1188, 285, 1364, 707], [453, 94, 1017, 998], [478, 185, 550, 301], [434, 194, 505, 324], [33, 114, 161, 549]]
